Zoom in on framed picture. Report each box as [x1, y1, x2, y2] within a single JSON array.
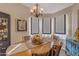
[[17, 19, 27, 31]]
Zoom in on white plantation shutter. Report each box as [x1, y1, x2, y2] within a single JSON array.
[[42, 17, 51, 34], [31, 17, 39, 34], [54, 15, 66, 34]]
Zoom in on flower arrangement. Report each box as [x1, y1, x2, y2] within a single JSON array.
[[74, 28, 79, 42], [32, 34, 43, 45]]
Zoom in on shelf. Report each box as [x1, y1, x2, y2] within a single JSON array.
[[0, 12, 10, 56]]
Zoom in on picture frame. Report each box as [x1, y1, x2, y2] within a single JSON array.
[[17, 19, 27, 31]]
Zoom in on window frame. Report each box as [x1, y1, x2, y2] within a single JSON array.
[[31, 17, 39, 35], [42, 18, 52, 34], [54, 15, 66, 34]]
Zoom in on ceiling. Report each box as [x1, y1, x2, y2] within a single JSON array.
[[22, 3, 74, 14]]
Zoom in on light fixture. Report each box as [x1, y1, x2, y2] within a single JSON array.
[[30, 4, 43, 17]]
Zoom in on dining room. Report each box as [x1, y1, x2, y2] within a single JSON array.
[[0, 3, 79, 56]]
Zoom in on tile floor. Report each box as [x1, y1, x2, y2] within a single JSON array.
[[59, 49, 67, 56]]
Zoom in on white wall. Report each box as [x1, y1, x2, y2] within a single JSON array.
[[51, 4, 79, 49], [0, 3, 30, 44], [71, 4, 79, 37], [49, 4, 79, 38]]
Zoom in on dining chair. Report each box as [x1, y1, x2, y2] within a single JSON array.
[[23, 36, 30, 42], [31, 42, 51, 56], [51, 42, 63, 56]]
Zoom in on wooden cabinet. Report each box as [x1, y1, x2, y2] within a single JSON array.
[[0, 12, 10, 56]]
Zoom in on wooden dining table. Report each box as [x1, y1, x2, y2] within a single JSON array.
[[6, 37, 54, 56]]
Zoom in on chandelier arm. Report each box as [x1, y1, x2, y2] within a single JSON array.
[[30, 4, 43, 17]]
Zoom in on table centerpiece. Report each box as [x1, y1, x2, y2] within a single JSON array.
[[32, 34, 43, 45]]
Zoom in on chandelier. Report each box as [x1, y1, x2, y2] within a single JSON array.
[[30, 4, 43, 17]]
